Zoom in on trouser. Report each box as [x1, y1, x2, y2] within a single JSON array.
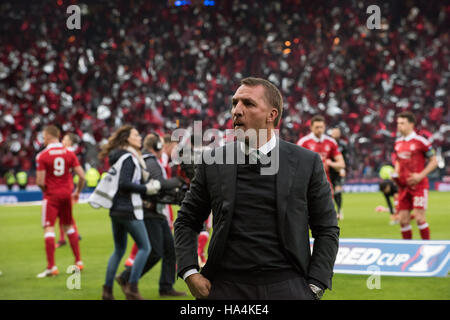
[[206, 276, 316, 300], [121, 217, 176, 292], [104, 216, 150, 287]]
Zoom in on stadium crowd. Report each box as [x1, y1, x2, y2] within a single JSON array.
[[0, 0, 448, 180]]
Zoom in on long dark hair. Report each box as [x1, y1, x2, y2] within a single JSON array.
[[98, 125, 136, 160]]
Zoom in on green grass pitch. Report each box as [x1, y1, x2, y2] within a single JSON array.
[[0, 192, 449, 300]]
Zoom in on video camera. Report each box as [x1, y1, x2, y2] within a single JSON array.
[[151, 136, 205, 205], [153, 183, 189, 205], [148, 161, 196, 206]]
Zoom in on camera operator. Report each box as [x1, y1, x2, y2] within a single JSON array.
[[116, 133, 187, 297]]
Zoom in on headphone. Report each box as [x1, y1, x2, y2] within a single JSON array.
[[150, 132, 163, 151]]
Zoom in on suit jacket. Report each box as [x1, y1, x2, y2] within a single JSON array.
[[174, 138, 340, 289]]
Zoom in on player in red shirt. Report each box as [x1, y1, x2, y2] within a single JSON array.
[[56, 133, 82, 248], [35, 126, 86, 277], [297, 115, 345, 218], [393, 112, 438, 240]]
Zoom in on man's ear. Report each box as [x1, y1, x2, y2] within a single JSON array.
[[267, 108, 278, 124]]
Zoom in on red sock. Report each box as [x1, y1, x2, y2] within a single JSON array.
[[129, 243, 138, 260], [59, 223, 65, 242], [124, 243, 139, 267], [44, 232, 56, 269], [66, 228, 81, 262], [198, 231, 209, 257], [400, 224, 412, 240], [418, 222, 430, 240]]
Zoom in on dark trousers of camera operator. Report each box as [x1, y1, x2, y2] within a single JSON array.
[[118, 213, 176, 293]]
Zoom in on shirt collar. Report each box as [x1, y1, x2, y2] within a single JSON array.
[[239, 131, 276, 156], [402, 131, 417, 141], [309, 132, 324, 143], [46, 142, 63, 149]]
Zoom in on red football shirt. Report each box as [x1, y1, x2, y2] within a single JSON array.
[[36, 142, 80, 197], [297, 133, 341, 179], [394, 132, 433, 190]]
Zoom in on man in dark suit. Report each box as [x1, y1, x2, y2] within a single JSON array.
[[174, 77, 340, 300]]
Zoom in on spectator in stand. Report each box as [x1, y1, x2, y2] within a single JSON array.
[[4, 170, 16, 190], [0, 0, 448, 181]]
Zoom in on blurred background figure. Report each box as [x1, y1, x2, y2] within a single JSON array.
[[116, 132, 187, 298], [377, 176, 400, 225], [56, 132, 83, 248], [4, 170, 16, 191], [330, 127, 349, 220], [35, 125, 85, 278], [97, 125, 157, 300], [16, 170, 28, 190], [0, 0, 447, 186], [298, 115, 346, 219]]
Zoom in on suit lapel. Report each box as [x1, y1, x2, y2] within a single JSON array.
[[276, 139, 296, 227]]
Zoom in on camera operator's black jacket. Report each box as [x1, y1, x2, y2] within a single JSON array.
[[142, 151, 184, 219]]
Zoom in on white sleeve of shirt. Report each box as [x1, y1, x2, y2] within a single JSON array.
[[182, 268, 199, 280]]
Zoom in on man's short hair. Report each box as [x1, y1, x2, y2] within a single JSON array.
[[163, 133, 174, 144], [143, 133, 161, 151], [65, 133, 79, 145], [43, 125, 61, 139], [240, 77, 283, 127], [310, 115, 325, 126], [397, 111, 416, 124]]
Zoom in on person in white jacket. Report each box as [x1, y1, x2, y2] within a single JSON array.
[[95, 125, 160, 300]]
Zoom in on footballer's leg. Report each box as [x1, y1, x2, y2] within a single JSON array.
[[398, 189, 413, 239], [414, 209, 429, 240], [63, 224, 83, 269], [413, 189, 430, 240], [399, 210, 412, 239], [37, 198, 59, 278], [198, 230, 209, 267], [56, 219, 67, 248], [198, 216, 212, 267], [334, 184, 343, 220], [61, 197, 83, 269], [125, 243, 139, 267]]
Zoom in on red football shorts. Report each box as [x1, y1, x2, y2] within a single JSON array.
[[41, 196, 73, 228], [397, 188, 428, 211]]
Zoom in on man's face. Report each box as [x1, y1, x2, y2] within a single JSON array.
[[331, 128, 341, 140], [231, 85, 275, 134], [164, 141, 176, 155], [62, 135, 72, 148], [311, 121, 325, 138], [397, 117, 414, 136], [42, 131, 50, 146]]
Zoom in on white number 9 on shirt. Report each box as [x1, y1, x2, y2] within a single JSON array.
[[53, 157, 65, 176]]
